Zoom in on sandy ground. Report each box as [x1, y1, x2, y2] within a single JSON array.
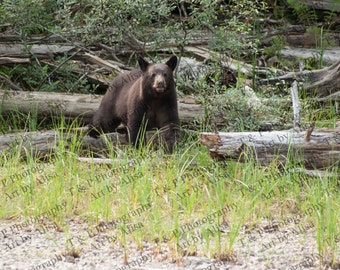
[[1, 214, 339, 270]]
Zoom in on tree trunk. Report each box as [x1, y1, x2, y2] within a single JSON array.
[[199, 128, 340, 169], [0, 90, 205, 124]]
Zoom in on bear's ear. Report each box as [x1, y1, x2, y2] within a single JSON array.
[[138, 57, 149, 72], [166, 55, 178, 72]]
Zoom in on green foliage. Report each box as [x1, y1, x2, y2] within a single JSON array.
[[287, 0, 339, 27], [263, 35, 286, 58], [1, 0, 268, 53], [0, 1, 339, 265], [0, 0, 59, 35], [0, 56, 91, 93], [287, 0, 318, 25], [210, 0, 268, 58], [210, 21, 250, 58], [0, 0, 270, 98], [306, 25, 335, 50], [0, 121, 339, 261], [55, 0, 176, 45]]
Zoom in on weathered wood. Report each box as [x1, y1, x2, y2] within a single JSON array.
[[84, 52, 124, 73], [199, 129, 340, 169], [260, 25, 305, 46], [285, 33, 340, 48], [77, 157, 121, 164], [290, 81, 300, 128], [184, 46, 283, 78], [280, 47, 340, 65], [0, 33, 70, 43], [259, 60, 340, 97], [0, 90, 205, 124], [0, 129, 127, 158], [0, 128, 179, 158], [0, 43, 76, 58], [0, 57, 30, 64], [261, 24, 340, 50], [316, 91, 340, 101], [0, 76, 23, 91], [300, 0, 340, 12]]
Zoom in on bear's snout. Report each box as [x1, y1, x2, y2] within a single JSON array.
[[153, 74, 167, 92], [157, 80, 164, 88]]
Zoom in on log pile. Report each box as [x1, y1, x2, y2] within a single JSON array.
[[0, 25, 339, 94], [1, 15, 339, 170]]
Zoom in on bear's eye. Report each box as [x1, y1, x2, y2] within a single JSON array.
[[151, 73, 156, 78], [163, 73, 167, 77]]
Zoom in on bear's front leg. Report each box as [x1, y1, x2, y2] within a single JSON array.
[[126, 103, 147, 149], [159, 123, 179, 153]]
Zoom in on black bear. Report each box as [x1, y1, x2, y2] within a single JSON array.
[[88, 55, 180, 153]]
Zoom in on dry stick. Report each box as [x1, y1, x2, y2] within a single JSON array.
[[304, 121, 315, 142], [290, 80, 300, 129], [84, 52, 124, 74], [0, 75, 23, 91]]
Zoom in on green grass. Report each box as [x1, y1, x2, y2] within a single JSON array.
[[0, 119, 339, 266]]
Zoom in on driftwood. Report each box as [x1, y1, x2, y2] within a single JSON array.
[[0, 90, 205, 124], [259, 60, 340, 97], [199, 128, 340, 169]]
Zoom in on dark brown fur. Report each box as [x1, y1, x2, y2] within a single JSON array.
[[88, 56, 180, 152]]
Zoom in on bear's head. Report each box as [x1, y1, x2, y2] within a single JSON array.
[[138, 56, 177, 98]]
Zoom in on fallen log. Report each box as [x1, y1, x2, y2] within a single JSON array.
[[316, 91, 340, 102], [184, 46, 284, 78], [299, 0, 340, 12], [259, 60, 340, 97], [280, 47, 340, 65], [199, 128, 340, 169], [0, 57, 30, 65], [0, 90, 205, 124], [261, 24, 340, 48], [0, 128, 182, 158], [0, 43, 76, 59], [0, 129, 131, 158]]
